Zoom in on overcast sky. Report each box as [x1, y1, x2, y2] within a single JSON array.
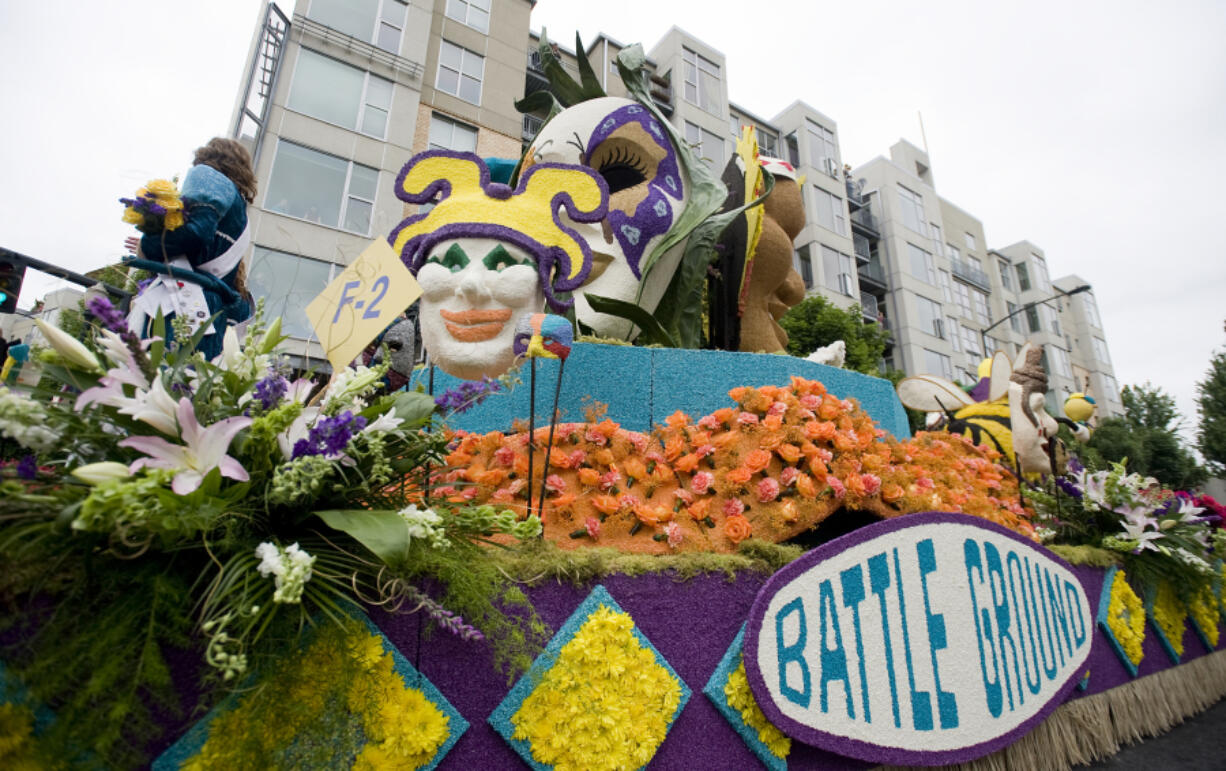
[[2, 1, 1223, 446]]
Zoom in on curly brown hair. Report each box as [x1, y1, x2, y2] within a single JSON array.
[[193, 137, 258, 204]]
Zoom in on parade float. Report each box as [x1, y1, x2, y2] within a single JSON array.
[[2, 38, 1226, 771]]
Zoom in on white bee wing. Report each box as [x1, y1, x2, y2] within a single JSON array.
[[988, 351, 1012, 402], [897, 375, 976, 413]]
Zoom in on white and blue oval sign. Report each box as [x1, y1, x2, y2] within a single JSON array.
[[744, 512, 1093, 766]]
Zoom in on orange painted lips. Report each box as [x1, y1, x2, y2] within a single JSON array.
[[440, 308, 513, 342]]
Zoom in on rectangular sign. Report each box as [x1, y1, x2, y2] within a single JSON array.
[[305, 239, 421, 372]]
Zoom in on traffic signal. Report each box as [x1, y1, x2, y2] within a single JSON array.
[[0, 257, 26, 314]]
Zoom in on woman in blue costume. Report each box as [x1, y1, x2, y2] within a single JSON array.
[[125, 137, 256, 359]]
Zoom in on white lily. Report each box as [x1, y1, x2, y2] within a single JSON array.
[[119, 398, 252, 495], [35, 319, 101, 372], [277, 405, 321, 460], [116, 376, 180, 435], [362, 411, 404, 436], [71, 461, 132, 485]]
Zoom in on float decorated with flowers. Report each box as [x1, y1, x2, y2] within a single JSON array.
[[3, 35, 1226, 771]]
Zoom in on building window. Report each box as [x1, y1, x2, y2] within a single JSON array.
[[1025, 305, 1042, 333], [1007, 301, 1022, 333], [444, 0, 490, 33], [1092, 336, 1111, 365], [265, 141, 379, 234], [972, 288, 990, 325], [308, 0, 406, 54], [812, 186, 847, 235], [998, 259, 1012, 290], [758, 131, 779, 158], [984, 336, 997, 354], [684, 122, 725, 169], [807, 120, 837, 175], [1049, 346, 1073, 378], [1083, 293, 1102, 329], [436, 40, 483, 104], [287, 49, 393, 138], [929, 223, 944, 257], [948, 317, 962, 352], [794, 244, 814, 289], [1100, 373, 1119, 402], [916, 295, 943, 338], [897, 184, 926, 235], [785, 133, 800, 167], [1015, 262, 1031, 291], [963, 326, 982, 357], [248, 247, 336, 339], [947, 243, 960, 263], [964, 232, 977, 251], [822, 246, 854, 296], [1032, 254, 1050, 290], [937, 269, 953, 302], [924, 349, 953, 380], [428, 113, 478, 151], [682, 47, 720, 114], [908, 243, 936, 284]]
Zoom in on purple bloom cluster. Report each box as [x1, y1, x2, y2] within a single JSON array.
[[85, 295, 128, 334], [16, 454, 37, 481], [434, 377, 501, 415], [1055, 476, 1083, 500], [253, 371, 289, 410], [291, 411, 367, 459], [119, 194, 167, 217]]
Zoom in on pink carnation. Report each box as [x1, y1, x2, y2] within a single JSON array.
[[545, 474, 567, 495], [568, 449, 586, 468], [697, 414, 720, 430], [493, 446, 516, 467], [916, 477, 935, 491], [584, 516, 601, 539], [599, 470, 622, 491], [664, 521, 683, 549], [738, 412, 760, 426], [618, 493, 641, 511], [628, 433, 648, 453], [800, 394, 820, 410], [829, 476, 846, 499], [674, 488, 695, 505], [861, 473, 881, 496], [584, 428, 608, 446], [757, 477, 781, 502], [768, 401, 789, 417], [815, 448, 833, 463], [780, 467, 799, 487], [724, 498, 746, 518], [695, 444, 716, 459], [691, 471, 715, 495]]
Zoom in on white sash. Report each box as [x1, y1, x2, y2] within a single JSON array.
[[126, 222, 252, 338]]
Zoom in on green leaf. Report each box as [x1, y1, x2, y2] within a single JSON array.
[[513, 90, 563, 122], [390, 389, 437, 426], [315, 509, 409, 566], [582, 293, 677, 347]]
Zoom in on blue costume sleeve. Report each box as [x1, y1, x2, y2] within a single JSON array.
[[139, 165, 241, 267]]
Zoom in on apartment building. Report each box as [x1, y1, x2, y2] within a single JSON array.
[[228, 4, 1119, 416], [229, 0, 531, 361]]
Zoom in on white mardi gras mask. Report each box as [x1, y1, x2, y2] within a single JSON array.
[[522, 97, 691, 338]]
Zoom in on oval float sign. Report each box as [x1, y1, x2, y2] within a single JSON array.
[[744, 512, 1093, 766]]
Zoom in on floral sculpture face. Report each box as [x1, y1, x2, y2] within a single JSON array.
[[389, 151, 607, 380], [521, 97, 690, 338]]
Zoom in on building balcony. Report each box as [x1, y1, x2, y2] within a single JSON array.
[[853, 233, 872, 264], [950, 257, 992, 293], [845, 178, 867, 207], [295, 14, 424, 80], [860, 291, 879, 321], [849, 206, 879, 238], [523, 114, 544, 142], [648, 74, 674, 115], [857, 259, 888, 293]]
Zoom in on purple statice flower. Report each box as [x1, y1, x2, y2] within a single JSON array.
[[292, 411, 367, 459], [253, 371, 289, 410], [136, 277, 154, 293], [1055, 476, 1083, 500], [434, 377, 501, 415], [404, 585, 483, 642], [1066, 456, 1085, 475], [16, 454, 37, 480], [85, 295, 128, 334]]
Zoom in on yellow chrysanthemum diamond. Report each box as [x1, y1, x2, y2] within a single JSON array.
[[510, 604, 682, 771], [724, 660, 790, 759], [1150, 581, 1187, 661], [1188, 581, 1220, 649]]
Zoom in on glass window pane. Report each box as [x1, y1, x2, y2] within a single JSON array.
[[288, 48, 363, 129], [348, 164, 379, 200], [453, 122, 477, 151], [460, 50, 483, 79], [343, 197, 373, 234], [471, 7, 489, 32], [361, 105, 388, 137], [381, 0, 407, 25], [248, 247, 334, 339], [377, 23, 400, 53], [265, 142, 347, 228], [309, 0, 378, 41], [459, 75, 481, 104], [366, 75, 393, 108], [439, 41, 462, 69], [436, 67, 459, 96]]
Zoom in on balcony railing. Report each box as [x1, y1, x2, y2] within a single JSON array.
[[853, 233, 872, 263], [860, 292, 879, 319], [850, 206, 879, 235], [295, 14, 424, 80], [857, 259, 887, 290], [522, 114, 544, 141], [950, 257, 992, 293]]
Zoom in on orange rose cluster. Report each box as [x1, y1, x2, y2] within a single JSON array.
[[432, 377, 1034, 555]]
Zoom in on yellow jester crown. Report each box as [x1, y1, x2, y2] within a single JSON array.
[[388, 151, 609, 310]]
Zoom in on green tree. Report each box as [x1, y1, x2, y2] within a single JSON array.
[[1087, 383, 1205, 489], [1195, 340, 1226, 475], [779, 296, 891, 376]]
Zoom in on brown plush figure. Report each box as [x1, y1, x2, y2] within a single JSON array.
[[739, 170, 806, 352]]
